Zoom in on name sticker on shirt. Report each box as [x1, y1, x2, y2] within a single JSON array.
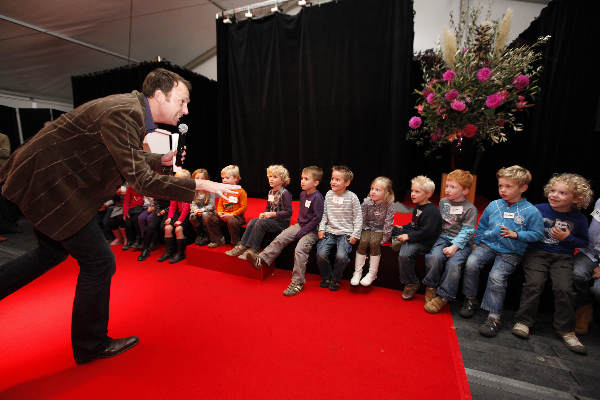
[[332, 196, 344, 205], [592, 208, 600, 222], [449, 206, 463, 215], [514, 215, 525, 225], [504, 212, 515, 219], [228, 196, 238, 204], [415, 209, 422, 217], [268, 194, 275, 202], [305, 200, 312, 208]]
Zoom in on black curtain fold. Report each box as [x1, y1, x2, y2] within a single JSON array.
[[218, 0, 415, 199], [475, 0, 600, 206], [71, 61, 220, 179], [0, 105, 19, 152]]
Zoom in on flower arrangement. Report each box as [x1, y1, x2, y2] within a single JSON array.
[[407, 6, 550, 156]]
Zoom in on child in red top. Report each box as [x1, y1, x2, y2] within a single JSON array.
[[122, 186, 145, 250], [157, 169, 192, 264]]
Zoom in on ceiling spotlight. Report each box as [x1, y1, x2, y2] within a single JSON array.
[[244, 7, 253, 18], [271, 1, 281, 12], [298, 0, 307, 5], [223, 15, 232, 23]]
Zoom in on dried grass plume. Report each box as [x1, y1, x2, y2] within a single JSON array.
[[494, 8, 513, 56], [441, 27, 457, 68]]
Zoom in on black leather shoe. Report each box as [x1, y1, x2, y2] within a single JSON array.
[[137, 249, 151, 261], [75, 336, 139, 364]]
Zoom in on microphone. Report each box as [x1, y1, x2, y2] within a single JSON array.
[[175, 123, 188, 167]]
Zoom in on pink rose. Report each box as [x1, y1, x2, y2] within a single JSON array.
[[477, 67, 492, 82], [485, 93, 503, 109], [423, 88, 431, 97], [463, 124, 478, 138], [408, 116, 422, 129], [450, 100, 466, 112], [513, 75, 530, 90], [426, 93, 436, 104], [445, 89, 459, 101], [442, 70, 455, 82]]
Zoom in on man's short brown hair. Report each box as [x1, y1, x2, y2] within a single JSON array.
[[142, 68, 191, 98]]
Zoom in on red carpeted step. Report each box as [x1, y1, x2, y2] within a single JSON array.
[[187, 244, 274, 280]]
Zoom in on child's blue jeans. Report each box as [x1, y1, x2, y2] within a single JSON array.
[[463, 243, 522, 315], [316, 232, 353, 282], [424, 236, 472, 300]]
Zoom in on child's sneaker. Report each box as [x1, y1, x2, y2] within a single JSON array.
[[479, 317, 501, 338], [511, 322, 530, 339], [328, 280, 340, 291], [245, 251, 263, 270], [424, 296, 448, 314], [557, 331, 587, 355], [401, 283, 419, 300], [225, 244, 246, 256], [319, 279, 331, 288], [283, 281, 304, 296], [207, 237, 226, 248], [425, 287, 436, 303], [459, 297, 479, 318]]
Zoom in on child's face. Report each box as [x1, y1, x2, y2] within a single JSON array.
[[330, 171, 350, 194], [369, 182, 386, 203], [411, 183, 431, 205], [497, 177, 527, 204], [547, 182, 575, 212], [301, 173, 319, 193], [267, 173, 283, 189], [195, 173, 208, 181], [221, 173, 238, 185], [445, 179, 468, 202]]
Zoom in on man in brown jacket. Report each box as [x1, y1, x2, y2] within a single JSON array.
[[0, 68, 238, 364]]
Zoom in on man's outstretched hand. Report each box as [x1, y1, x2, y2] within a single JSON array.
[[195, 180, 240, 200]]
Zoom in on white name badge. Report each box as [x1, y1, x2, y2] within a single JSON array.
[[268, 194, 275, 202], [504, 212, 515, 219], [449, 206, 463, 215], [305, 200, 312, 208], [228, 196, 238, 204], [416, 209, 422, 217], [332, 196, 344, 205], [592, 208, 600, 222]]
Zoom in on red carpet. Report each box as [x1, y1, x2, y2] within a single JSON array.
[[0, 249, 471, 399]]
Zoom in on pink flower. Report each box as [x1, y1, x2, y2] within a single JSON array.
[[442, 70, 455, 82], [463, 124, 478, 138], [426, 93, 436, 104], [408, 116, 422, 129], [477, 67, 492, 82], [499, 89, 510, 100], [416, 104, 424, 114], [485, 93, 503, 109], [423, 88, 431, 97], [445, 89, 459, 101], [450, 100, 466, 112], [513, 75, 530, 90]]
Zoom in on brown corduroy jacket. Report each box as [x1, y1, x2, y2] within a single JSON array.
[[0, 91, 196, 241]]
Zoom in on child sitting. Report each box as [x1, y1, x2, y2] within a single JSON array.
[[316, 165, 362, 291], [137, 197, 170, 261], [157, 169, 193, 264], [424, 170, 478, 313], [512, 173, 591, 354], [121, 185, 145, 250], [461, 165, 544, 338], [245, 166, 324, 296], [204, 165, 247, 248], [226, 165, 292, 258], [351, 176, 395, 287], [189, 168, 216, 246], [394, 175, 442, 300], [573, 197, 600, 335]]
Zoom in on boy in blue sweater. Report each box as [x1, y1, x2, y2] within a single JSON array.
[[512, 174, 591, 354], [461, 165, 544, 338]]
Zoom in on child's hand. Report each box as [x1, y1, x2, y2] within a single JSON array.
[[348, 237, 357, 245], [147, 206, 155, 213], [218, 212, 226, 218], [174, 221, 182, 227], [442, 244, 459, 258], [164, 218, 171, 225], [500, 225, 517, 239], [550, 225, 570, 241], [158, 210, 166, 216], [592, 266, 600, 279], [318, 230, 325, 240], [397, 234, 409, 243], [195, 210, 203, 216]]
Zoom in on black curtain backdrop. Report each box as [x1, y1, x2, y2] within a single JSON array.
[[474, 0, 600, 207], [217, 0, 416, 199], [72, 61, 220, 179], [0, 105, 19, 152], [18, 108, 53, 142]]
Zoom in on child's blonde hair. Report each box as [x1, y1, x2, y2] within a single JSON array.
[[446, 169, 474, 189], [411, 175, 435, 193], [192, 168, 210, 180], [372, 176, 395, 204], [222, 165, 241, 182], [303, 166, 323, 182], [175, 169, 191, 178], [544, 173, 593, 210], [266, 164, 291, 187], [496, 165, 532, 186], [332, 165, 354, 183]]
